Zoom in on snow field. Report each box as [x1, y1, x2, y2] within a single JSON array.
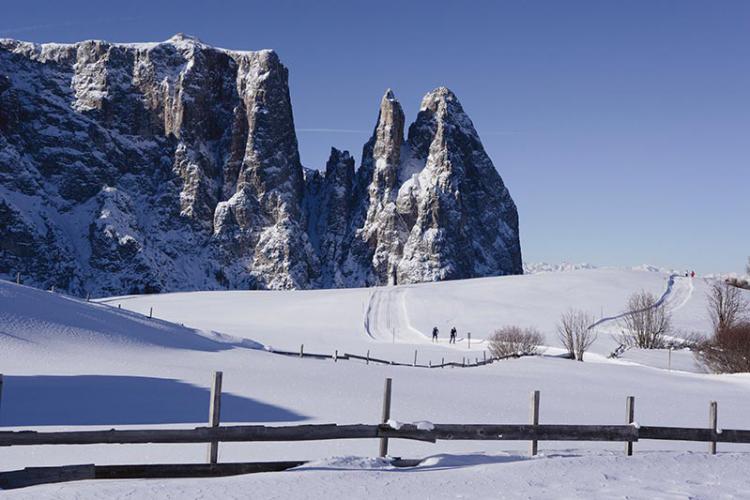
[[1, 268, 750, 498]]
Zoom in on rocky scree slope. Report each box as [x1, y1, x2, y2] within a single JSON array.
[[0, 34, 521, 296]]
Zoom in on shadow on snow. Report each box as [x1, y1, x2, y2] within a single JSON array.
[[0, 375, 307, 426]]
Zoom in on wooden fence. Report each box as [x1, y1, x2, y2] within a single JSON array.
[[0, 372, 747, 489], [268, 345, 496, 369]]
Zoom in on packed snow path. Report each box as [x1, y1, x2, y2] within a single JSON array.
[[363, 286, 484, 347], [363, 287, 426, 344], [590, 275, 693, 330]]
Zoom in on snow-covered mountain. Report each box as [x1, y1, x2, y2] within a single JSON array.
[[0, 34, 522, 296]]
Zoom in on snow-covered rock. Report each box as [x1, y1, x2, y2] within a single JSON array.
[[0, 35, 522, 296]]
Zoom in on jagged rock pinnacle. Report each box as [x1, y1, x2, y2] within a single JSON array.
[[0, 35, 521, 295]]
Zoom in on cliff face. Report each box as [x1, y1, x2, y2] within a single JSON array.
[[0, 35, 521, 296]]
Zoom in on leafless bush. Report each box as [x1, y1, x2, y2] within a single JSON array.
[[707, 281, 748, 333], [662, 331, 704, 350], [557, 309, 596, 361], [618, 290, 671, 349], [488, 326, 544, 358], [725, 276, 750, 291], [694, 322, 750, 373]]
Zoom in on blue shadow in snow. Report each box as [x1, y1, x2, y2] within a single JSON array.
[[0, 375, 307, 426]]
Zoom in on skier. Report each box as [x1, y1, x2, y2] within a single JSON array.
[[450, 327, 457, 344], [690, 270, 695, 278], [432, 326, 439, 343]]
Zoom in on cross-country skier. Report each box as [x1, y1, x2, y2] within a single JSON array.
[[432, 326, 439, 343], [450, 327, 457, 344]]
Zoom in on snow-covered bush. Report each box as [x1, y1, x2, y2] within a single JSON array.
[[557, 309, 597, 361], [488, 326, 544, 358], [618, 291, 671, 349]]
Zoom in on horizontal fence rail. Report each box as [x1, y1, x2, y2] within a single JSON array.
[[1, 373, 744, 490], [3, 422, 750, 447]]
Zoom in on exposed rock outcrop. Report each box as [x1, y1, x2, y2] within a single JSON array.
[[0, 35, 521, 296]]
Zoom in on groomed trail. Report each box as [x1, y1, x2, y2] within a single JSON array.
[[363, 287, 426, 344], [364, 274, 695, 349], [590, 275, 694, 330], [362, 285, 484, 347]]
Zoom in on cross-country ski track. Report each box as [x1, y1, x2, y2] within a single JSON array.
[[363, 273, 695, 353]]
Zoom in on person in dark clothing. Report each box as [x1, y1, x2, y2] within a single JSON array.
[[432, 326, 439, 343], [450, 327, 457, 344]]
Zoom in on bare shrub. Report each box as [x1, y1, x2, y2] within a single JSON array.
[[618, 290, 670, 349], [557, 309, 596, 361], [707, 281, 748, 333], [726, 276, 750, 291], [488, 326, 544, 358], [694, 322, 750, 373], [663, 330, 704, 350]]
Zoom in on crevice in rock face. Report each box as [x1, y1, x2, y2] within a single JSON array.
[[0, 35, 521, 296]]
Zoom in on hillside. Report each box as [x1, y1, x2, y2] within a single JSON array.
[[1, 268, 749, 498]]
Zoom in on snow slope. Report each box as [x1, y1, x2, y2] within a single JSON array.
[[2, 268, 750, 498]]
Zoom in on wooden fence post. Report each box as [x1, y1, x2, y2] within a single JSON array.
[[468, 332, 471, 349], [413, 350, 417, 367], [334, 350, 338, 363], [441, 357, 444, 368], [299, 344, 304, 358], [668, 347, 672, 371], [626, 396, 635, 456], [709, 401, 718, 455], [379, 378, 392, 457], [366, 350, 370, 365], [86, 292, 90, 302], [530, 390, 540, 456], [16, 272, 20, 285], [148, 307, 153, 319], [207, 371, 223, 464], [483, 351, 486, 363]]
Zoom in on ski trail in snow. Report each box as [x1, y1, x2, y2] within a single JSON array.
[[590, 275, 694, 330], [363, 286, 427, 343]]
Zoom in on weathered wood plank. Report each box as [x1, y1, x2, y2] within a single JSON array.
[[638, 426, 750, 443], [530, 390, 540, 456], [0, 464, 95, 490], [0, 424, 380, 446], [379, 378, 392, 457], [626, 396, 635, 456], [3, 422, 750, 448], [379, 424, 640, 442], [94, 461, 306, 479], [207, 371, 222, 464], [0, 462, 305, 489]]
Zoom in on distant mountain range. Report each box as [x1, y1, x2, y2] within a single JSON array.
[[0, 34, 521, 296]]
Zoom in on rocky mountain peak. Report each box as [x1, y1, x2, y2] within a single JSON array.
[[0, 35, 521, 296], [166, 33, 203, 44]]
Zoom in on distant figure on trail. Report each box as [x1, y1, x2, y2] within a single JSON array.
[[432, 326, 439, 343], [450, 327, 457, 344], [690, 270, 695, 278]]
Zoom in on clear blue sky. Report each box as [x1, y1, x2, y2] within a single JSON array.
[[2, 1, 748, 274]]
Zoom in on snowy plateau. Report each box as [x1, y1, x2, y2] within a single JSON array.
[[2, 266, 750, 498]]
